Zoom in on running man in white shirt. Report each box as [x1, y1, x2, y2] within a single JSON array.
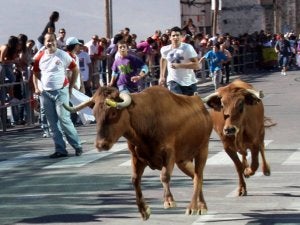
[[159, 26, 200, 96]]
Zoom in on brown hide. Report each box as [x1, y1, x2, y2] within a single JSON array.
[[207, 80, 264, 150], [94, 86, 212, 168], [205, 79, 270, 196], [92, 85, 213, 219]]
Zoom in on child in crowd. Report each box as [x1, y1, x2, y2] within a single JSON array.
[[109, 40, 148, 93], [199, 42, 227, 90]]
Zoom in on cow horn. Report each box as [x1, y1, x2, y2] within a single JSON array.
[[63, 98, 93, 113], [246, 89, 264, 99], [202, 92, 219, 103], [105, 92, 132, 109]]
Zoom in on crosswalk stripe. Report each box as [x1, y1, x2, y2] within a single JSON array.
[[206, 151, 233, 165], [44, 142, 128, 169], [191, 213, 217, 225], [225, 172, 264, 198], [0, 139, 283, 171], [282, 148, 300, 165], [119, 159, 131, 167], [206, 140, 273, 166], [119, 140, 274, 167], [0, 152, 48, 171]]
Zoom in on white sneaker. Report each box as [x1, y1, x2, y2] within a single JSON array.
[[43, 132, 50, 138]]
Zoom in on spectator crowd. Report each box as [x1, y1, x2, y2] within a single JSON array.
[[1, 11, 300, 135]]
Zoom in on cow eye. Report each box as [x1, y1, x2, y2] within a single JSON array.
[[108, 108, 119, 121], [238, 101, 244, 113]]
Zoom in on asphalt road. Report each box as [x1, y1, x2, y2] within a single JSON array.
[[0, 68, 300, 225]]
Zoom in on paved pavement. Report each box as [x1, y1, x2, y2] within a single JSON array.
[[0, 68, 300, 225]]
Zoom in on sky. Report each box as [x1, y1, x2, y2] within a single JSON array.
[[0, 0, 181, 44]]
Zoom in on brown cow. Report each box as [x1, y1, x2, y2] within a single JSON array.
[[64, 86, 213, 220], [202, 79, 271, 196]]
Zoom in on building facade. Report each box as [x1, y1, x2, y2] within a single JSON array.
[[180, 0, 300, 36]]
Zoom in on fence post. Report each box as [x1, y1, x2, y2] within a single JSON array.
[[243, 47, 247, 73], [0, 68, 7, 132]]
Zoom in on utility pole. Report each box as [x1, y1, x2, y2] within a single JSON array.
[[273, 0, 279, 34], [105, 0, 112, 38], [212, 0, 219, 36]]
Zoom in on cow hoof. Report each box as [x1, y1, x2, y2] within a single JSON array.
[[141, 206, 151, 221], [263, 164, 271, 176], [244, 173, 250, 178], [164, 201, 176, 209], [185, 208, 207, 215], [238, 189, 247, 196], [185, 208, 196, 215], [199, 208, 208, 215], [264, 171, 271, 176], [244, 167, 254, 177]]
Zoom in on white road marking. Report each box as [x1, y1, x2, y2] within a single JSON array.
[[223, 139, 273, 198], [206, 151, 234, 165], [282, 148, 300, 165], [191, 213, 217, 225], [119, 159, 131, 166], [0, 139, 283, 171], [0, 152, 48, 171], [120, 140, 274, 167], [206, 140, 273, 166], [44, 142, 128, 169], [264, 139, 273, 146]]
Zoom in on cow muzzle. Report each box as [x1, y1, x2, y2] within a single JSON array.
[[223, 125, 239, 136], [95, 140, 112, 151]]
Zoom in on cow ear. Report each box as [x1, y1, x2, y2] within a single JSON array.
[[207, 96, 222, 111], [244, 93, 261, 105]]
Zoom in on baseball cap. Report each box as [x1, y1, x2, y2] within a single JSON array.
[[66, 37, 82, 46]]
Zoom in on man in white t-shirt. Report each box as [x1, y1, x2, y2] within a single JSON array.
[[56, 28, 66, 49], [77, 40, 93, 97], [32, 32, 83, 158], [159, 26, 200, 96], [85, 35, 99, 90]]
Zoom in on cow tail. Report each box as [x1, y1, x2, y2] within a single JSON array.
[[264, 116, 277, 128]]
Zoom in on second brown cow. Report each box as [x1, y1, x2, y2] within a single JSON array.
[[203, 79, 272, 196]]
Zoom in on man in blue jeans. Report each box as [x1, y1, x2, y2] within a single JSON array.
[[274, 33, 292, 76], [159, 26, 200, 96], [199, 42, 227, 90], [32, 33, 82, 158]]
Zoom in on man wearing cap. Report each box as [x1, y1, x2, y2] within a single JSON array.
[[66, 37, 83, 92], [65, 37, 86, 125], [32, 32, 83, 158]]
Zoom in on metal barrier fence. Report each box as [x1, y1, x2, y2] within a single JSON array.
[[0, 78, 35, 132], [0, 48, 259, 133]]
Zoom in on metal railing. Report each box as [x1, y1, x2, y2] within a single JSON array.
[[0, 48, 260, 133], [0, 79, 35, 132]]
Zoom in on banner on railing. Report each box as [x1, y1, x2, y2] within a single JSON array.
[[70, 89, 95, 125], [262, 47, 277, 63]]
